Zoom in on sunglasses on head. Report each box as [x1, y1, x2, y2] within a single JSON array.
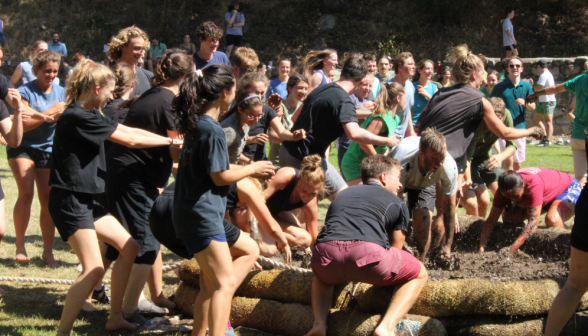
[[509, 64, 522, 69]]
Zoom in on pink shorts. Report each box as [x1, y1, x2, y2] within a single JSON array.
[[499, 137, 526, 163], [311, 240, 422, 286]]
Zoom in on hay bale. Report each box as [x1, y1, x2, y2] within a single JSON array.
[[178, 259, 315, 305], [335, 278, 588, 317], [175, 283, 446, 336]]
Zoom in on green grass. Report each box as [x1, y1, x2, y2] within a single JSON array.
[[0, 142, 576, 335]]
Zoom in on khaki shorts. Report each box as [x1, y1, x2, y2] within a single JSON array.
[[571, 138, 587, 179]]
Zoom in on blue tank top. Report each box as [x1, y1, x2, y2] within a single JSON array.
[[411, 81, 436, 125], [314, 70, 329, 86], [20, 61, 60, 86], [0, 19, 4, 34]]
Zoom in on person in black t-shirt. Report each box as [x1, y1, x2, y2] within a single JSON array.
[[235, 71, 306, 162], [282, 57, 400, 201], [414, 45, 543, 260], [103, 52, 193, 321], [49, 60, 182, 335], [307, 155, 427, 336], [106, 26, 153, 97]]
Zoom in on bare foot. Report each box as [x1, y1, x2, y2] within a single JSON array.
[[105, 312, 139, 332], [305, 326, 326, 336], [16, 248, 30, 263], [81, 301, 97, 313], [373, 325, 394, 336], [42, 250, 58, 268], [152, 296, 176, 310]]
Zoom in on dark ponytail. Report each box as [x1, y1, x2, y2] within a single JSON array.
[[172, 64, 235, 136], [498, 170, 524, 193], [152, 50, 194, 86]]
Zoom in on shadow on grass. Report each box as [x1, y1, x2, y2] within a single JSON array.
[[0, 256, 78, 269]]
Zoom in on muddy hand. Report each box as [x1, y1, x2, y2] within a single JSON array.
[[528, 126, 545, 140], [509, 220, 537, 254]]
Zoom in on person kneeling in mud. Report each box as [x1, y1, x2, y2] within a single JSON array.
[[479, 168, 580, 252], [150, 180, 292, 263], [305, 155, 427, 336]]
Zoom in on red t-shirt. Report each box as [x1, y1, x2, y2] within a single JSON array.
[[493, 168, 573, 209]]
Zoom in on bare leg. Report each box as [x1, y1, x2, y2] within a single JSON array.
[[460, 189, 479, 216], [545, 114, 553, 141], [94, 215, 141, 332], [0, 199, 5, 293], [545, 247, 588, 336], [229, 233, 260, 285], [502, 156, 514, 171], [122, 264, 151, 316], [35, 168, 57, 267], [304, 277, 334, 336], [412, 207, 433, 261], [475, 185, 491, 217], [277, 212, 312, 249], [513, 161, 522, 171], [533, 113, 546, 137], [148, 251, 176, 309], [374, 263, 428, 336], [191, 241, 238, 336], [8, 158, 35, 262], [545, 201, 574, 229], [226, 45, 234, 58]]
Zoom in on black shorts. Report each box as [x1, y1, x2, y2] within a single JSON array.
[[149, 192, 240, 259], [505, 44, 517, 51], [104, 164, 161, 265], [406, 184, 436, 213], [226, 34, 243, 47], [48, 187, 109, 242], [7, 146, 52, 169], [471, 156, 502, 187], [454, 152, 467, 174], [571, 184, 588, 253]]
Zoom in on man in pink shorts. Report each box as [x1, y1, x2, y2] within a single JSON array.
[[305, 155, 427, 336]]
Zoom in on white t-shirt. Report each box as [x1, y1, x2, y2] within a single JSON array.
[[537, 70, 556, 102], [503, 19, 515, 46], [388, 136, 458, 196]]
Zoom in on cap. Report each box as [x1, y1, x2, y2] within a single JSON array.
[[231, 0, 240, 5], [536, 59, 548, 68]]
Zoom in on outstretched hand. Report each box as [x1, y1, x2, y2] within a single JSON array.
[[292, 129, 306, 141], [250, 160, 276, 179], [528, 126, 545, 140], [525, 93, 539, 104]]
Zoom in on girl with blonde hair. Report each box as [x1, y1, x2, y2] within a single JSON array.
[[341, 82, 405, 185], [49, 60, 182, 335]]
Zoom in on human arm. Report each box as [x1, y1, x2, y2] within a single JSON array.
[[505, 29, 516, 44], [9, 65, 22, 86], [359, 116, 387, 156], [390, 230, 406, 250], [525, 83, 567, 103], [0, 90, 26, 147], [301, 199, 319, 247], [238, 153, 251, 165], [406, 113, 416, 136], [210, 161, 275, 186], [343, 121, 399, 148], [108, 123, 183, 149], [21, 100, 66, 132], [167, 130, 181, 162], [483, 98, 543, 140], [269, 116, 305, 141], [246, 132, 269, 145], [231, 17, 245, 28], [509, 205, 542, 253], [226, 11, 238, 25], [308, 73, 323, 92], [355, 109, 373, 119], [479, 205, 503, 252], [442, 194, 457, 250], [567, 97, 576, 121], [416, 85, 434, 100], [267, 94, 283, 117]]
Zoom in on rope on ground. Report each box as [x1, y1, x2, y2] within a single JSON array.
[[257, 255, 313, 274]]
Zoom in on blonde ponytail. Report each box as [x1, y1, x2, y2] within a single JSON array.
[[372, 82, 405, 118], [300, 154, 326, 187], [448, 44, 483, 85], [66, 60, 115, 104]]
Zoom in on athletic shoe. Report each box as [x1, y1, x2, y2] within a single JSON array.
[[138, 299, 169, 315], [555, 138, 564, 145], [527, 138, 541, 145]]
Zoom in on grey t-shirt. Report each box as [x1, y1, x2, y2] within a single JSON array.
[[388, 136, 458, 196], [503, 18, 515, 46], [225, 12, 244, 35], [221, 112, 249, 164]]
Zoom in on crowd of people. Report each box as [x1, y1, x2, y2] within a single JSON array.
[[0, 4, 586, 336]]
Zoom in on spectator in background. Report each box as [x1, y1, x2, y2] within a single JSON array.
[[266, 58, 290, 100], [533, 60, 556, 148], [300, 48, 338, 92], [178, 34, 196, 55], [388, 52, 416, 138], [375, 55, 394, 87], [503, 8, 518, 57], [0, 19, 5, 48], [107, 26, 153, 97], [480, 70, 499, 98], [364, 53, 379, 100], [440, 66, 454, 88], [225, 0, 245, 58], [411, 59, 437, 127], [491, 56, 535, 171], [66, 53, 86, 82], [10, 41, 60, 86], [194, 21, 231, 70], [146, 37, 167, 72], [48, 32, 68, 87], [258, 62, 266, 75]]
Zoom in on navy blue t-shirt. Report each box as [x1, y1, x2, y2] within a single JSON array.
[[193, 51, 231, 70], [173, 115, 231, 238]]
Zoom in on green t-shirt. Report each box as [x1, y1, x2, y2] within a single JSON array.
[[280, 101, 302, 130], [341, 111, 399, 181], [490, 78, 534, 129], [467, 109, 517, 160], [564, 74, 588, 140], [480, 87, 490, 99], [150, 43, 167, 59]]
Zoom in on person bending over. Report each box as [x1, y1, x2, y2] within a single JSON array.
[[388, 129, 458, 261], [461, 97, 517, 217], [479, 168, 580, 252], [305, 155, 427, 336]]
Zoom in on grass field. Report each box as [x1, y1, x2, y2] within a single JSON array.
[[0, 143, 576, 335]]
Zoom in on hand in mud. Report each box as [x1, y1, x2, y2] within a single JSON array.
[[509, 220, 537, 254], [253, 262, 263, 271], [528, 126, 545, 140], [278, 242, 292, 264]]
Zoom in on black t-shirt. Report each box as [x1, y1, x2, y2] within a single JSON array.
[[283, 83, 358, 159], [173, 114, 231, 238], [417, 84, 485, 167], [0, 100, 10, 121], [0, 74, 14, 114], [130, 66, 153, 98], [242, 105, 278, 161], [49, 102, 118, 193], [102, 97, 123, 119], [316, 183, 410, 249], [107, 86, 176, 188]]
